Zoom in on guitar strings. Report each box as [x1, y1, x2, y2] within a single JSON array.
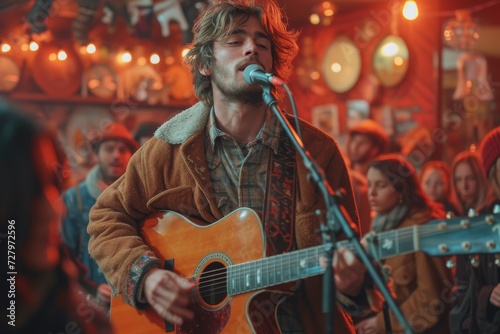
[[180, 219, 493, 299]]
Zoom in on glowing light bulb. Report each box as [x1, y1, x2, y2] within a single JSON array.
[[403, 0, 418, 20], [150, 53, 160, 64], [309, 13, 320, 25], [1, 43, 11, 52], [57, 50, 67, 61], [121, 52, 132, 63], [29, 41, 39, 51], [86, 43, 96, 54]]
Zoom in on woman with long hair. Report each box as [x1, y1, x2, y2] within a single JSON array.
[[451, 151, 493, 216], [355, 154, 451, 334], [420, 160, 460, 216]]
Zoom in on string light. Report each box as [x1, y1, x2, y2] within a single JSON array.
[[86, 43, 96, 54], [29, 41, 39, 51], [121, 51, 132, 63], [1, 43, 11, 52], [57, 50, 67, 61], [403, 0, 419, 20], [150, 53, 160, 65]]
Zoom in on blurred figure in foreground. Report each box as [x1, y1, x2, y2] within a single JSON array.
[[0, 102, 110, 333]]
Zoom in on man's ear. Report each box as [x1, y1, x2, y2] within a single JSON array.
[[198, 64, 211, 76]]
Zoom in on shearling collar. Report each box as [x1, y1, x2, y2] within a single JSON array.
[[154, 102, 210, 144]]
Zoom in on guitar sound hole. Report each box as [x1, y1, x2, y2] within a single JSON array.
[[199, 261, 227, 306]]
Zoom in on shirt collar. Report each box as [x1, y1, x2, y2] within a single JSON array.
[[206, 107, 281, 154]]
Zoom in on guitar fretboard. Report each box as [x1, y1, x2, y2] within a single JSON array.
[[227, 245, 326, 295], [226, 225, 421, 296]]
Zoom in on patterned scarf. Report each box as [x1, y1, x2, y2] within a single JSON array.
[[371, 203, 408, 232]]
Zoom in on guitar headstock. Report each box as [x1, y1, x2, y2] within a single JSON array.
[[419, 213, 500, 256]]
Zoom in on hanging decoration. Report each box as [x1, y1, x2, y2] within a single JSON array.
[[180, 0, 209, 44], [154, 0, 189, 38], [102, 0, 133, 33], [24, 0, 54, 34], [72, 0, 102, 45], [443, 10, 480, 50], [453, 52, 493, 101]]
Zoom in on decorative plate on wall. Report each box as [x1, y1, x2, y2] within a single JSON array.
[[322, 36, 362, 93], [0, 55, 20, 92], [373, 35, 409, 88], [87, 63, 117, 99], [32, 42, 83, 96]]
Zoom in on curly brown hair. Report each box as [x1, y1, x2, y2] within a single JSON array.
[[184, 0, 299, 106]]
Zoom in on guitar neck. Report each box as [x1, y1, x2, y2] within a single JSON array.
[[226, 225, 421, 296]]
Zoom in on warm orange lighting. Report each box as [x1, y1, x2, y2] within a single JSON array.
[[21, 43, 29, 52], [137, 56, 147, 66], [394, 56, 404, 66], [150, 53, 160, 64], [49, 53, 57, 61], [403, 0, 418, 20], [57, 50, 67, 61], [165, 55, 175, 65], [324, 9, 334, 17], [1, 43, 11, 52], [29, 41, 39, 51], [310, 71, 320, 80], [86, 43, 96, 54], [309, 13, 320, 25]]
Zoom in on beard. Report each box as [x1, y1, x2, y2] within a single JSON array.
[[211, 61, 264, 105]]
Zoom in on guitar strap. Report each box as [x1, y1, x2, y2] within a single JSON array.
[[263, 128, 297, 255]]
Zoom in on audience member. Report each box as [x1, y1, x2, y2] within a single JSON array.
[[346, 119, 389, 236], [133, 121, 160, 146], [61, 123, 138, 307], [450, 126, 500, 333], [0, 102, 110, 333], [450, 151, 493, 216], [354, 155, 451, 334], [420, 160, 460, 216]]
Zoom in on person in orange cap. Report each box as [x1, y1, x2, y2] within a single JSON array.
[[60, 122, 138, 309]]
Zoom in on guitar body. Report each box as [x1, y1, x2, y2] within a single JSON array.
[[110, 208, 287, 334], [109, 208, 500, 334]]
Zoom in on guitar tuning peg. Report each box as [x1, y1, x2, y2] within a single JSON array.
[[467, 208, 477, 217], [495, 255, 500, 267], [446, 211, 455, 219], [470, 255, 480, 268], [446, 258, 455, 269], [493, 204, 500, 214]]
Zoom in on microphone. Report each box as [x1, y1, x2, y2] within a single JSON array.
[[243, 64, 283, 86]]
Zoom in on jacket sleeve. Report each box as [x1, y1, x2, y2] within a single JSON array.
[[87, 145, 162, 308]]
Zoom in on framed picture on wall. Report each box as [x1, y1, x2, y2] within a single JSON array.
[[312, 104, 340, 137], [346, 100, 370, 129]]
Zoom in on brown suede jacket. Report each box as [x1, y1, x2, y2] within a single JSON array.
[[374, 209, 453, 334], [88, 102, 362, 333]]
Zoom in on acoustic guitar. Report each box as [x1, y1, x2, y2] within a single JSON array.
[[110, 208, 500, 334]]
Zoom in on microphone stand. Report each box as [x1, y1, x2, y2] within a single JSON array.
[[260, 85, 413, 334]]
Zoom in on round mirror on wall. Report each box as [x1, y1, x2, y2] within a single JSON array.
[[373, 35, 409, 87], [322, 36, 362, 93]]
